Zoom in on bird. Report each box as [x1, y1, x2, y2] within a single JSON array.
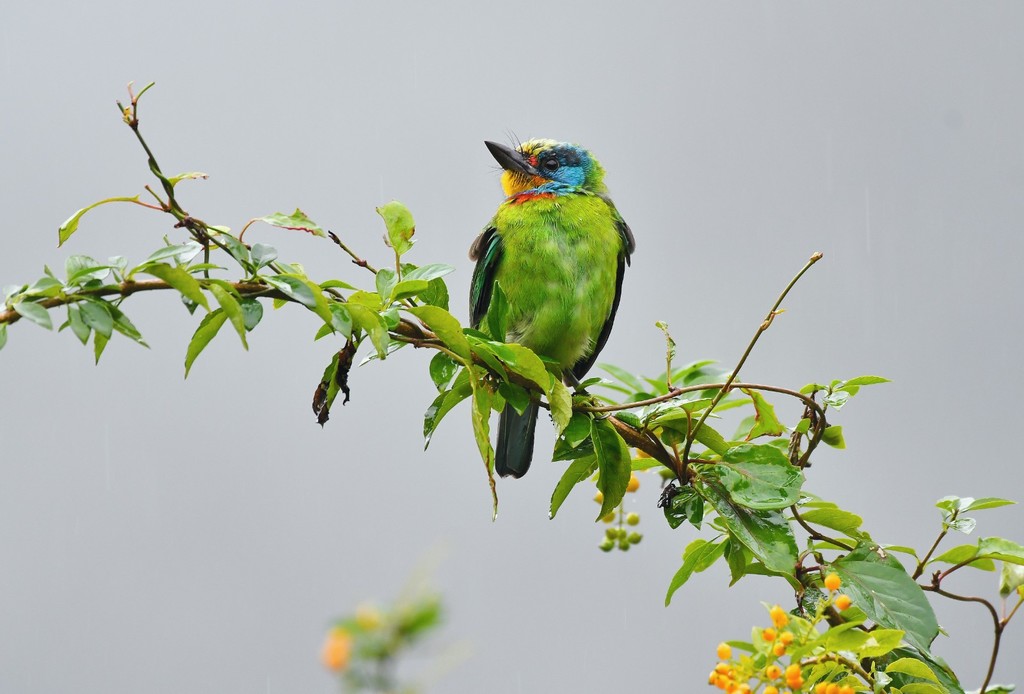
[[469, 138, 635, 478]]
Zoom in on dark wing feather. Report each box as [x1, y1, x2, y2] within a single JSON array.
[[571, 203, 634, 381], [469, 226, 502, 329]]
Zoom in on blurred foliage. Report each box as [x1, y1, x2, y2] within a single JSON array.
[[2, 83, 1022, 694]]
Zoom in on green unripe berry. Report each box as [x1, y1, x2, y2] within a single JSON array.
[[599, 539, 614, 552], [626, 512, 640, 526], [627, 532, 642, 544], [618, 539, 630, 551]]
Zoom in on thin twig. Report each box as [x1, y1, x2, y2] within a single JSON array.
[[678, 253, 823, 479]]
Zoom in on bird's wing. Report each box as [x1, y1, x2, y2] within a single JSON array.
[[469, 225, 503, 330], [571, 202, 634, 381]]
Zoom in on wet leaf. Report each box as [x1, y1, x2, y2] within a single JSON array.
[[239, 298, 263, 331], [142, 263, 209, 311], [13, 301, 52, 330], [693, 444, 803, 510], [208, 283, 247, 349], [593, 418, 631, 520], [377, 201, 415, 257], [742, 388, 784, 439], [666, 539, 725, 605], [408, 305, 470, 361], [549, 454, 598, 519], [184, 309, 227, 377]]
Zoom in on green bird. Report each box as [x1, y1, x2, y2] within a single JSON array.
[[470, 139, 635, 478]]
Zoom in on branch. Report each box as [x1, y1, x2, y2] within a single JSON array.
[[0, 280, 289, 326], [923, 583, 1002, 693]]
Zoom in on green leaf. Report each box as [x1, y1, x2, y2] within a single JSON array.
[[93, 330, 108, 364], [822, 425, 845, 448], [929, 544, 995, 571], [219, 234, 252, 270], [407, 306, 470, 361], [468, 367, 498, 518], [105, 302, 147, 346], [208, 283, 248, 349], [239, 298, 263, 331], [694, 478, 798, 576], [665, 539, 725, 605], [799, 506, 866, 539], [843, 375, 891, 387], [742, 388, 784, 439], [999, 561, 1024, 598], [347, 304, 390, 358], [423, 370, 471, 448], [593, 418, 631, 520], [78, 300, 113, 338], [420, 277, 450, 310], [692, 444, 803, 510], [328, 303, 352, 337], [67, 305, 91, 344], [184, 309, 228, 377], [58, 196, 140, 246], [250, 243, 278, 269], [142, 263, 210, 311], [429, 352, 461, 391], [391, 279, 430, 301], [832, 549, 939, 652], [375, 268, 397, 302], [256, 208, 325, 237], [963, 497, 1016, 512], [977, 537, 1024, 566], [24, 276, 63, 298], [13, 301, 52, 330], [825, 627, 904, 659], [887, 658, 941, 683], [377, 201, 415, 257], [403, 263, 454, 282], [560, 413, 593, 448], [140, 241, 205, 266], [549, 455, 598, 519], [319, 279, 357, 291]]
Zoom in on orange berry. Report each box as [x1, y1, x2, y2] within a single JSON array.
[[320, 628, 353, 672], [779, 631, 795, 645], [627, 473, 640, 492], [814, 685, 828, 694], [838, 686, 855, 694], [716, 663, 730, 674], [765, 665, 782, 680], [715, 675, 730, 690], [765, 688, 780, 694], [785, 664, 801, 679], [773, 642, 786, 656], [824, 573, 841, 592], [709, 671, 717, 685], [826, 684, 840, 694], [717, 642, 732, 660], [769, 605, 790, 628], [834, 594, 852, 611], [787, 677, 804, 690], [762, 627, 777, 641], [737, 685, 751, 694]]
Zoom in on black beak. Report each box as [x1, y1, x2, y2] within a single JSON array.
[[485, 141, 539, 176]]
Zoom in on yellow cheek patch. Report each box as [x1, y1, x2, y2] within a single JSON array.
[[501, 170, 547, 197]]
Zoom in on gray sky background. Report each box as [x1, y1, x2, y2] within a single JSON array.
[[2, 2, 1023, 692]]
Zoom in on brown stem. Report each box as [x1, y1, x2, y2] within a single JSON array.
[[328, 231, 379, 275], [791, 505, 854, 551], [913, 510, 956, 580], [923, 584, 1002, 693]]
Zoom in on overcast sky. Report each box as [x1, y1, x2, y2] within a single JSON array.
[[2, 2, 1023, 692]]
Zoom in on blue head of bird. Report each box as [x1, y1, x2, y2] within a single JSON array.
[[485, 139, 607, 198]]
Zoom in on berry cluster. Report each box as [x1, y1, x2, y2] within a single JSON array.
[[708, 574, 860, 693], [595, 472, 644, 552]]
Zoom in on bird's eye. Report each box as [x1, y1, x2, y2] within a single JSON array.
[[542, 158, 559, 172]]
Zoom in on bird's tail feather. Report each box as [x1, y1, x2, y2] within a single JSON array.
[[495, 401, 538, 478]]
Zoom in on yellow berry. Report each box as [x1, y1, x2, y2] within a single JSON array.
[[765, 665, 782, 680], [779, 631, 794, 645], [602, 512, 616, 523], [765, 688, 780, 694], [762, 627, 777, 642], [785, 664, 801, 679], [838, 687, 855, 694], [773, 642, 786, 656], [321, 627, 353, 671], [717, 642, 732, 660], [824, 572, 841, 592], [594, 491, 604, 504], [626, 512, 640, 525], [709, 671, 718, 684], [826, 684, 840, 694], [814, 684, 828, 694], [627, 473, 640, 492], [769, 605, 790, 628], [834, 594, 852, 611], [716, 662, 730, 674]]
